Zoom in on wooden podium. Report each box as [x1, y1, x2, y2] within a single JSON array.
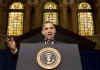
[[16, 42, 82, 70]]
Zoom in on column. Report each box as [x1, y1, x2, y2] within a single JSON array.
[[24, 4, 32, 33], [70, 4, 77, 33], [60, 4, 68, 29], [32, 4, 41, 29]]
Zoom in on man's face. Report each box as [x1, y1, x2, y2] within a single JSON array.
[[42, 23, 56, 40]]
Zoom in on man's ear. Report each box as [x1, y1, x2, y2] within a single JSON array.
[[41, 30, 44, 35], [54, 28, 56, 34]]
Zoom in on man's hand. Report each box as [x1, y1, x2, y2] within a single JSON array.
[[8, 37, 17, 52]]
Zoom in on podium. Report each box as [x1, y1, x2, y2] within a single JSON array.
[[16, 42, 82, 70]]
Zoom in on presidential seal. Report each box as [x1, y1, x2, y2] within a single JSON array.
[[37, 48, 61, 69]]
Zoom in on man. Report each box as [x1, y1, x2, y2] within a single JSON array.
[[41, 23, 56, 41], [8, 23, 56, 53]]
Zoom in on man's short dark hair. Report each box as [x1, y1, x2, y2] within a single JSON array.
[[42, 21, 56, 29]]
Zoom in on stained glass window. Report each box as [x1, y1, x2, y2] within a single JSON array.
[[44, 2, 57, 9], [43, 2, 58, 25], [9, 2, 24, 9], [8, 2, 24, 36], [78, 2, 91, 9], [78, 2, 94, 36]]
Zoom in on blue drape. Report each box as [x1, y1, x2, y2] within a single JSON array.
[[80, 50, 100, 70], [0, 51, 16, 70]]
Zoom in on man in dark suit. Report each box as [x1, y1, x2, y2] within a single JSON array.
[[8, 22, 56, 54], [8, 22, 83, 70]]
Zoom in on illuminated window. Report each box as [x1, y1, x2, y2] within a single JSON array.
[[78, 2, 94, 36], [43, 2, 58, 25], [8, 2, 24, 36]]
